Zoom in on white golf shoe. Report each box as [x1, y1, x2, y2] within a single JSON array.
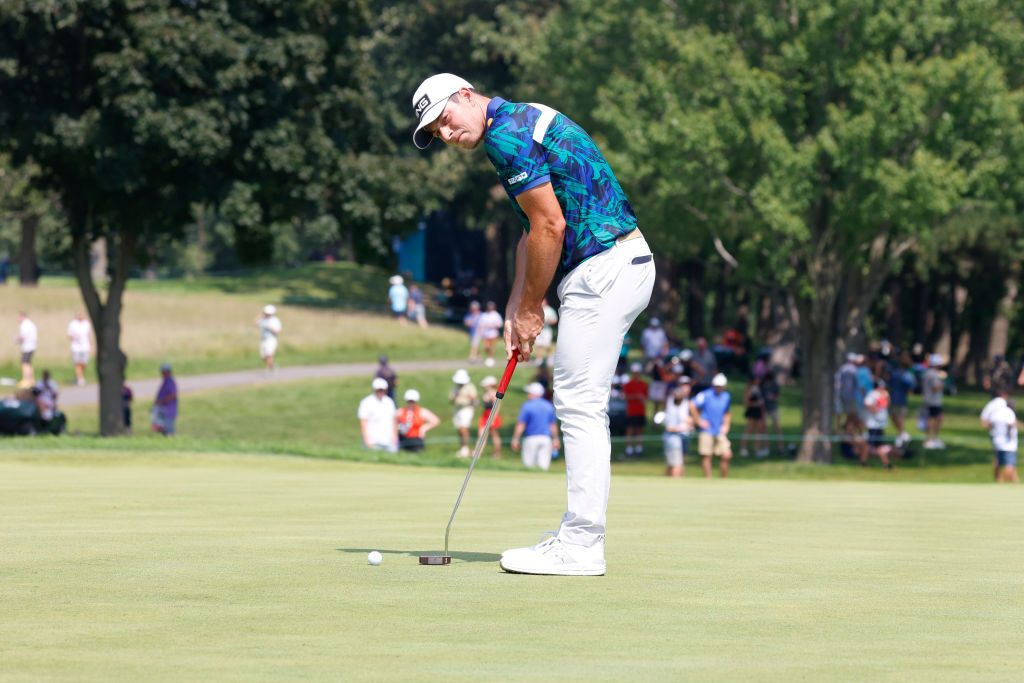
[[500, 534, 606, 576]]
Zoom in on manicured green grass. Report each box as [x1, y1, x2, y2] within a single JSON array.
[[32, 370, 1008, 483], [1, 450, 1021, 681]]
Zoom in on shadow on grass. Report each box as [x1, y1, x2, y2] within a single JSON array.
[[336, 547, 501, 564]]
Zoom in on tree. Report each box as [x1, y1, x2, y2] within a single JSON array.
[[517, 0, 1024, 460]]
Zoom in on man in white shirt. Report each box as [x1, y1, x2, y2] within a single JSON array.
[[640, 318, 669, 361], [67, 311, 93, 386], [476, 301, 504, 367], [981, 388, 1017, 482], [257, 304, 283, 371], [16, 311, 38, 385], [358, 377, 397, 452]]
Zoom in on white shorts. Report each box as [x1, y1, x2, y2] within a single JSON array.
[[260, 338, 278, 358], [522, 435, 553, 471], [71, 350, 90, 365], [453, 407, 474, 430]]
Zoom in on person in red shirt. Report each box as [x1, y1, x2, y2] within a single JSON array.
[[622, 363, 649, 458], [395, 389, 441, 452]]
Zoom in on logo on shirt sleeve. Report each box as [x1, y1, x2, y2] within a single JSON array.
[[507, 171, 529, 185]]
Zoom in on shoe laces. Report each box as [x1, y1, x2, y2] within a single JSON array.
[[533, 532, 572, 563]]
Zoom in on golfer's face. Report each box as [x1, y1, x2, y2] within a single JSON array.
[[428, 96, 483, 150]]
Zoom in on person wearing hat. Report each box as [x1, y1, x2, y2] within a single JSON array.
[[640, 317, 669, 361], [922, 353, 946, 449], [413, 73, 654, 575], [67, 311, 93, 386], [256, 304, 282, 372], [663, 378, 694, 477], [151, 363, 178, 436], [476, 301, 504, 368], [863, 378, 895, 469], [387, 275, 409, 324], [512, 382, 560, 472], [690, 373, 733, 478], [375, 355, 398, 401], [622, 362, 649, 458], [478, 376, 505, 459], [449, 369, 478, 458], [395, 389, 440, 452], [358, 377, 397, 452]]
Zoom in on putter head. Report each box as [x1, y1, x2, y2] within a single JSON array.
[[419, 555, 451, 566]]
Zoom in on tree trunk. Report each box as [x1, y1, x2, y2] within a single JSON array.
[[18, 211, 39, 286], [987, 268, 1018, 360], [74, 228, 135, 436], [682, 258, 706, 340], [796, 298, 835, 463], [484, 218, 510, 305], [650, 255, 681, 332]]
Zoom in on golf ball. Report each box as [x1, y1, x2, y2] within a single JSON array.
[[367, 551, 383, 566]]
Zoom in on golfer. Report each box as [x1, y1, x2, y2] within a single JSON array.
[[413, 73, 655, 575]]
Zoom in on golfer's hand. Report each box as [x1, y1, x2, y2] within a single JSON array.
[[511, 305, 544, 362], [504, 318, 518, 361]]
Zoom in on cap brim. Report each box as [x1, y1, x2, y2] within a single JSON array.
[[413, 99, 448, 149]]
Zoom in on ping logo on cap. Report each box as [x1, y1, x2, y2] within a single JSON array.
[[414, 95, 431, 118]]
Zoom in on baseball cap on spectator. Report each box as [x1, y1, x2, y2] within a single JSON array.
[[524, 382, 545, 397], [649, 317, 661, 327], [412, 73, 474, 149], [372, 378, 389, 391], [712, 373, 728, 387], [929, 353, 944, 367], [404, 389, 420, 402], [680, 349, 693, 361], [452, 369, 470, 384], [481, 376, 497, 387], [160, 363, 172, 373], [389, 275, 404, 285], [846, 352, 858, 362], [630, 362, 643, 373], [678, 376, 692, 384], [263, 304, 276, 315]]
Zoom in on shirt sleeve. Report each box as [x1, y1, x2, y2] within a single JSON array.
[[485, 118, 551, 197]]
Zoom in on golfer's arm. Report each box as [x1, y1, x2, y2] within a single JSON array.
[[515, 183, 565, 310], [507, 235, 528, 317]]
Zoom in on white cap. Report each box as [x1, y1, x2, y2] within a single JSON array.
[[263, 304, 276, 315], [481, 375, 498, 387], [372, 377, 389, 391], [679, 349, 693, 361], [404, 389, 420, 402], [630, 362, 643, 373], [929, 353, 944, 366], [452, 369, 470, 384], [389, 275, 404, 285], [524, 382, 545, 396], [712, 373, 728, 387], [412, 73, 474, 149]]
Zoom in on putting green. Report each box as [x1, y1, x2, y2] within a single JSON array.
[[2, 451, 1021, 681]]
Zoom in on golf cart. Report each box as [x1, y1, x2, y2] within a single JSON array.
[[0, 394, 67, 436]]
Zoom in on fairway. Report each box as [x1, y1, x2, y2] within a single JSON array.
[[2, 452, 1022, 681]]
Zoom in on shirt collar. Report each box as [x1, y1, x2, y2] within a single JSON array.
[[485, 96, 506, 128]]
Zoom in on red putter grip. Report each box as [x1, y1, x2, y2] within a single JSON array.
[[495, 357, 518, 398]]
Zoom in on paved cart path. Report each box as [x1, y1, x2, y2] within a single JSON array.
[[59, 359, 470, 407]]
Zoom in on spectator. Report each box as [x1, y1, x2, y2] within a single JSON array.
[[449, 369, 478, 458], [761, 371, 782, 454], [151, 363, 178, 436], [663, 378, 694, 477], [691, 373, 733, 478], [693, 337, 718, 388], [375, 355, 398, 401], [257, 304, 282, 372], [981, 387, 1018, 483], [622, 362, 649, 458], [889, 353, 916, 447], [34, 369, 58, 423], [640, 317, 669, 361], [855, 353, 874, 418], [532, 299, 559, 367], [387, 275, 409, 324], [16, 311, 38, 386], [646, 356, 669, 411], [122, 381, 133, 434], [740, 376, 767, 458], [983, 355, 1015, 394], [476, 301, 503, 368], [358, 377, 397, 451], [407, 284, 428, 328], [67, 311, 92, 386], [511, 382, 560, 471], [863, 379, 894, 469], [395, 389, 440, 452], [463, 301, 482, 362], [835, 352, 862, 435], [678, 349, 705, 387], [478, 376, 505, 459], [922, 354, 946, 449]]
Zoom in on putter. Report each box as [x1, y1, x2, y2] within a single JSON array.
[[420, 356, 518, 566]]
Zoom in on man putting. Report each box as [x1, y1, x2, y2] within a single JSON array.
[[413, 73, 655, 575]]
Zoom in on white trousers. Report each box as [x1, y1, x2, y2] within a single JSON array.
[[553, 235, 654, 547], [521, 435, 553, 471]]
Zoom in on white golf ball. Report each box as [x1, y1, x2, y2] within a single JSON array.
[[367, 551, 383, 566]]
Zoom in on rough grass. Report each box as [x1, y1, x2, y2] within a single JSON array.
[[29, 370, 1011, 484], [1, 450, 1022, 681], [0, 265, 466, 381]]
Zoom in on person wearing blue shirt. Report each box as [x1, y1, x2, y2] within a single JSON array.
[[690, 373, 733, 478], [511, 382, 560, 471], [412, 73, 655, 576], [387, 275, 409, 322]]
